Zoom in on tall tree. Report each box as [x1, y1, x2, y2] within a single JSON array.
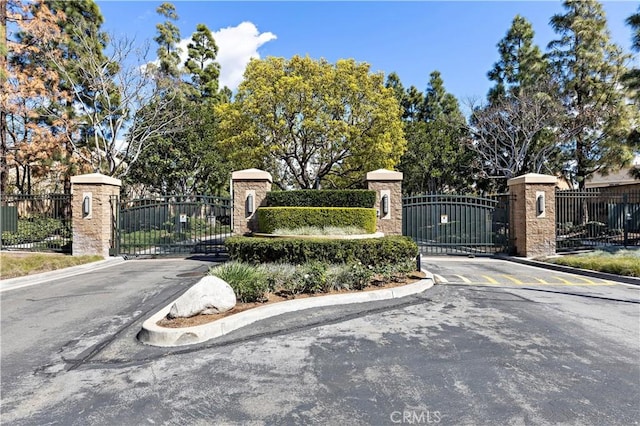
[[625, 6, 640, 179], [468, 84, 562, 185], [3, 0, 80, 194], [420, 71, 464, 121], [1, 0, 9, 193], [154, 2, 181, 80], [184, 23, 220, 99], [384, 72, 405, 110], [42, 0, 111, 192], [126, 21, 229, 196], [487, 15, 547, 101], [399, 71, 471, 194], [45, 31, 185, 178], [548, 0, 636, 189], [216, 55, 405, 189], [470, 16, 560, 191]]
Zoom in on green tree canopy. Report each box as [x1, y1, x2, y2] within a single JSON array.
[[154, 2, 181, 80], [470, 15, 560, 191], [487, 15, 548, 102], [398, 71, 471, 194], [126, 12, 229, 196], [548, 0, 637, 189], [185, 23, 221, 99], [625, 6, 640, 179], [217, 55, 405, 189]]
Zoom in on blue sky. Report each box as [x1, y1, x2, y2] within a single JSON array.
[[96, 1, 639, 103]]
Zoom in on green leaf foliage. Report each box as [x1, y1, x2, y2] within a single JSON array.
[[209, 262, 269, 303], [225, 235, 418, 266], [266, 190, 376, 208], [548, 0, 637, 189], [486, 15, 548, 102], [395, 71, 472, 194], [216, 55, 406, 189], [257, 207, 377, 234]]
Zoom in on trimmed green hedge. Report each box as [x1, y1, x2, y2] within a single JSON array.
[[225, 235, 418, 266], [257, 207, 377, 234], [266, 190, 376, 208]]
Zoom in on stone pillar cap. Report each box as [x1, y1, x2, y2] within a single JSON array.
[[231, 168, 273, 182], [507, 173, 557, 186], [366, 169, 403, 181], [71, 173, 121, 186]]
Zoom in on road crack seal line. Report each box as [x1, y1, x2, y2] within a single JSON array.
[[46, 284, 194, 374], [65, 295, 437, 368]]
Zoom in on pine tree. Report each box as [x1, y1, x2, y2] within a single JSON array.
[[420, 71, 465, 122], [625, 6, 640, 179], [43, 0, 113, 192], [548, 0, 636, 190], [154, 2, 181, 80], [471, 15, 560, 190], [399, 71, 471, 194], [487, 15, 547, 102], [185, 23, 220, 99]]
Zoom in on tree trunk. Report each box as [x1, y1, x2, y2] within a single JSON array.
[[1, 0, 8, 194]]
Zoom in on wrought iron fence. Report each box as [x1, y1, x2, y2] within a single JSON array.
[[1, 193, 73, 253], [403, 193, 510, 255], [556, 188, 640, 251], [113, 195, 232, 257]]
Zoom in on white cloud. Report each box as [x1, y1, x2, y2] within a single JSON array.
[[176, 21, 277, 91]]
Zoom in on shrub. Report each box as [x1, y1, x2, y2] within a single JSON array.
[[1, 217, 69, 246], [209, 262, 269, 303], [257, 207, 377, 234], [327, 262, 373, 291], [266, 190, 376, 208], [225, 235, 418, 266], [371, 258, 416, 285], [257, 263, 298, 293], [299, 261, 330, 293]]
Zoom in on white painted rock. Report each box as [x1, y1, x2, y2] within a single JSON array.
[[168, 276, 236, 318]]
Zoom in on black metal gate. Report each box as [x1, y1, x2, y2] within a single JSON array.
[[403, 193, 510, 255], [110, 195, 232, 257], [1, 193, 73, 253], [556, 188, 640, 251]]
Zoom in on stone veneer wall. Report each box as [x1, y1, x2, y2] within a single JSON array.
[[231, 169, 272, 235], [508, 174, 556, 258], [366, 169, 403, 236], [71, 173, 121, 258]]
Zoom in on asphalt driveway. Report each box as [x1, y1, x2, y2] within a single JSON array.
[[1, 256, 638, 425]]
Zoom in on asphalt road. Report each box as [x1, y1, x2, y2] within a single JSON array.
[[1, 256, 639, 425]]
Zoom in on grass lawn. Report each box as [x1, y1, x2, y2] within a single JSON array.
[[545, 250, 640, 277], [0, 252, 103, 280]]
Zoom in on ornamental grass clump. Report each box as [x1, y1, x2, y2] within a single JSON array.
[[546, 250, 640, 277], [209, 262, 269, 303]]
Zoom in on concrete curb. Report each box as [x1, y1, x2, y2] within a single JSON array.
[[497, 255, 640, 286], [0, 256, 126, 293], [138, 270, 435, 347]]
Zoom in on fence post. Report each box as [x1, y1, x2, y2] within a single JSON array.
[[507, 173, 557, 258], [231, 169, 272, 235], [71, 173, 121, 258], [365, 169, 403, 236]]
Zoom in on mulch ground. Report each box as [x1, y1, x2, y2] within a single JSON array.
[[157, 270, 427, 328]]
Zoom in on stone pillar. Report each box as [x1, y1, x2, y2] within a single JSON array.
[[231, 168, 272, 235], [507, 173, 557, 258], [365, 169, 403, 236], [71, 173, 121, 258]]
